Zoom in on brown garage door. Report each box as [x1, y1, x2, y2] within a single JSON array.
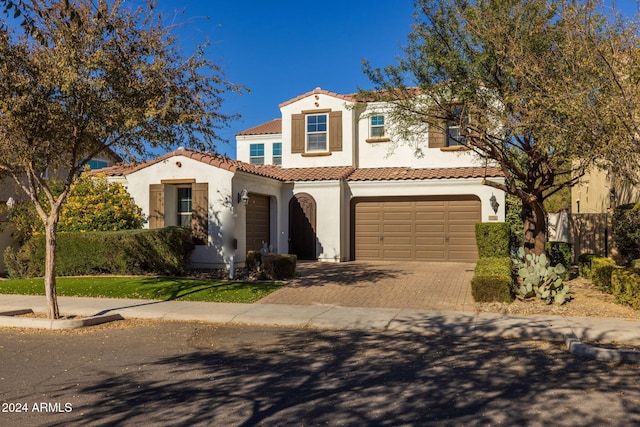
[[353, 196, 481, 261], [246, 193, 270, 252]]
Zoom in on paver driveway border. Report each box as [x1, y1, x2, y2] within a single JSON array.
[[257, 260, 477, 312]]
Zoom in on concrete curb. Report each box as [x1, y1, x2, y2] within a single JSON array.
[[564, 333, 640, 363], [0, 309, 124, 330]]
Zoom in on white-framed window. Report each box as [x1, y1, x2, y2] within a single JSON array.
[[446, 123, 465, 146], [306, 114, 327, 151], [177, 186, 192, 228], [88, 159, 110, 170], [370, 115, 385, 138], [272, 142, 282, 165], [249, 143, 265, 165], [447, 107, 466, 147]]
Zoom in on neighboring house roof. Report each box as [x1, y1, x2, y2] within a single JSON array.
[[98, 147, 503, 183], [278, 87, 357, 108], [236, 118, 282, 136], [348, 166, 503, 181]]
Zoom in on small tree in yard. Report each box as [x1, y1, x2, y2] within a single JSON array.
[[7, 173, 145, 245], [362, 0, 638, 257], [0, 0, 242, 318]]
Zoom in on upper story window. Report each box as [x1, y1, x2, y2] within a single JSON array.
[[249, 143, 265, 165], [446, 123, 465, 146], [177, 186, 192, 228], [272, 142, 282, 165], [306, 114, 327, 151], [370, 115, 385, 138], [446, 106, 466, 147], [89, 159, 109, 170]]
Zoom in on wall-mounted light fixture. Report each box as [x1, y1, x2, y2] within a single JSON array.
[[489, 193, 500, 214], [237, 189, 249, 206], [6, 197, 15, 210]]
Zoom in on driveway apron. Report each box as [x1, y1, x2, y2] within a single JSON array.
[[257, 261, 476, 312]]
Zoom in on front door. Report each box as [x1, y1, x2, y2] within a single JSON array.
[[289, 193, 317, 260]]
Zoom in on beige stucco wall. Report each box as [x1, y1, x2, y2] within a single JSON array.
[[572, 168, 640, 214], [114, 155, 236, 269], [280, 93, 356, 168]]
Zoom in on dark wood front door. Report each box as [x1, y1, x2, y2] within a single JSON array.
[[289, 193, 317, 259]]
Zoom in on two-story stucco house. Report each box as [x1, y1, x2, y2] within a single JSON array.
[[100, 87, 505, 269]]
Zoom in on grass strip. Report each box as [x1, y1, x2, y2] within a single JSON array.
[[0, 276, 284, 304]]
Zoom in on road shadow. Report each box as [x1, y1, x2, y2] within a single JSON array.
[[33, 323, 640, 427]]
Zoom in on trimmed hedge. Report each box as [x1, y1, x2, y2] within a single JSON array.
[[577, 253, 597, 279], [246, 251, 262, 271], [611, 268, 640, 309], [261, 253, 297, 280], [471, 257, 513, 303], [5, 227, 194, 278], [475, 223, 511, 258], [591, 257, 620, 293]]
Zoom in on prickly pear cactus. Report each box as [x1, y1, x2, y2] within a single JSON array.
[[513, 248, 570, 304]]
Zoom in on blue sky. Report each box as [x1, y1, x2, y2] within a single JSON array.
[[152, 0, 640, 159], [152, 0, 416, 158]]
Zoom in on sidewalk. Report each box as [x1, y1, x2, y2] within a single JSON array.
[[1, 294, 640, 352]]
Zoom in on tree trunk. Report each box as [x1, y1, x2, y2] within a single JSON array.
[[522, 201, 547, 256], [44, 219, 60, 319]]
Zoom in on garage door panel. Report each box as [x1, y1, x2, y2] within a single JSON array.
[[415, 211, 446, 221], [383, 248, 413, 259], [384, 236, 413, 245], [416, 236, 445, 245], [354, 197, 480, 261], [415, 224, 446, 233], [359, 223, 382, 234], [383, 224, 412, 233]]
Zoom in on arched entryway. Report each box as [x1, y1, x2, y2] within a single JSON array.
[[289, 193, 317, 260]]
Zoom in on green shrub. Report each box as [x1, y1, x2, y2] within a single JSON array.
[[612, 202, 640, 263], [611, 268, 640, 309], [475, 222, 511, 258], [591, 257, 620, 293], [246, 251, 262, 271], [471, 257, 513, 303], [3, 246, 28, 279], [631, 259, 640, 273], [546, 242, 572, 280], [14, 227, 194, 277], [261, 253, 297, 280], [577, 253, 597, 279]]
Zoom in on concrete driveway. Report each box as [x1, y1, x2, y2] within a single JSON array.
[[258, 261, 476, 311]]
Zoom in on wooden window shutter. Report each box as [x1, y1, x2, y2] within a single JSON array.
[[149, 184, 165, 229], [291, 114, 305, 153], [428, 121, 446, 148], [329, 111, 343, 152], [191, 182, 208, 245]]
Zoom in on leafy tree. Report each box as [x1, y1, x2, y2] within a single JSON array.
[[361, 0, 634, 256], [0, 0, 243, 318], [7, 173, 144, 244]]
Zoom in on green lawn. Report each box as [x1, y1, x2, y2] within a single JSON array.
[[0, 276, 285, 304]]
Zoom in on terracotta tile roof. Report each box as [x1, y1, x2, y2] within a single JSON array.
[[347, 166, 503, 181], [97, 148, 502, 183], [96, 148, 353, 182], [96, 147, 280, 180], [278, 87, 357, 108], [236, 118, 282, 136], [268, 166, 356, 182]]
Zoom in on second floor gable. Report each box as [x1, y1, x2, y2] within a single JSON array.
[[236, 87, 483, 170]]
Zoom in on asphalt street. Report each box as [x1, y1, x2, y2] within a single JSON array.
[[1, 320, 639, 426]]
